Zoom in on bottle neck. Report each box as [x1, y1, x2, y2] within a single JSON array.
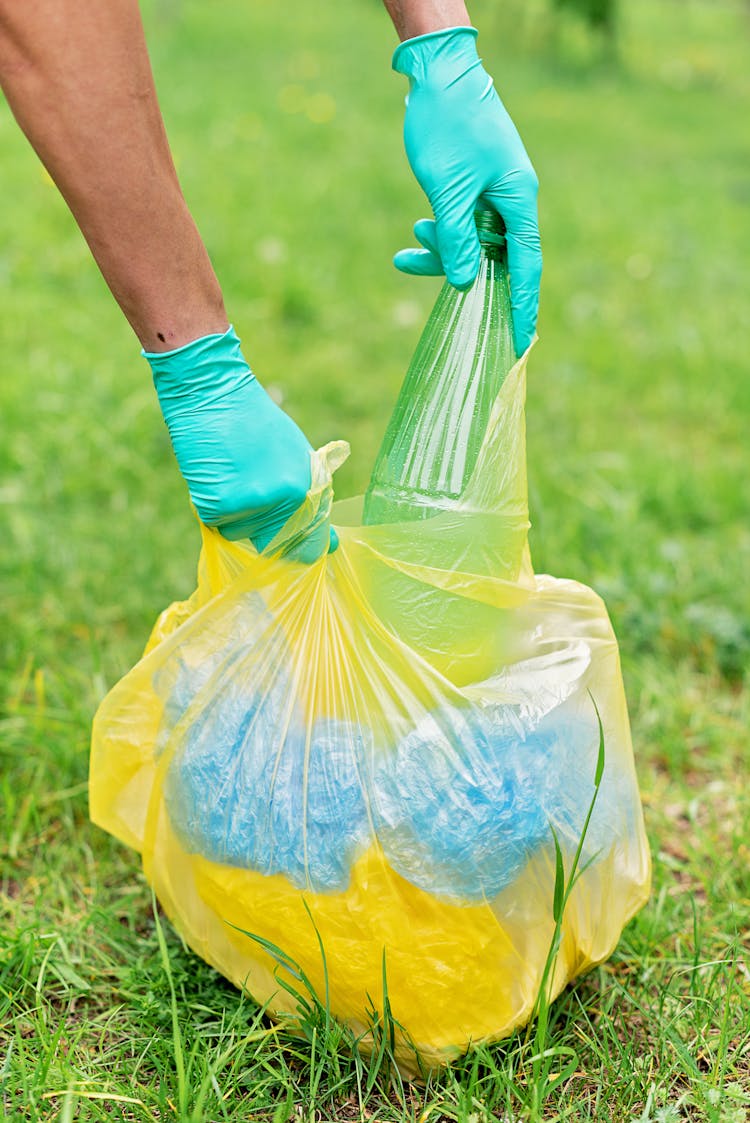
[[474, 207, 506, 262]]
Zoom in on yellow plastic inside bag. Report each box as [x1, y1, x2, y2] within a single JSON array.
[[90, 352, 650, 1073]]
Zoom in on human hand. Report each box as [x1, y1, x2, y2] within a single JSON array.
[[146, 326, 336, 561], [392, 26, 542, 355]]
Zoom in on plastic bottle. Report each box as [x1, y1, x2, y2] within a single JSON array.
[[363, 205, 516, 525], [358, 205, 525, 686]]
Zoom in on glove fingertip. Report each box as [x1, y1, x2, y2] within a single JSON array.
[[413, 218, 440, 257], [445, 253, 480, 291], [440, 226, 481, 290], [393, 248, 444, 277], [513, 327, 533, 357], [393, 248, 413, 273], [510, 292, 540, 359]]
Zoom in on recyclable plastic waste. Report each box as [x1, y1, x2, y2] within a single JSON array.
[[90, 207, 651, 1073]]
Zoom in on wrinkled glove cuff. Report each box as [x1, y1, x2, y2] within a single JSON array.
[[392, 25, 478, 80], [142, 325, 234, 364], [144, 324, 255, 408]]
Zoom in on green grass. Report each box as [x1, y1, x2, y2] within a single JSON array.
[[1, 0, 749, 1118]]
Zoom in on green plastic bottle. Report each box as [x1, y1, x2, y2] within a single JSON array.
[[363, 205, 516, 526]]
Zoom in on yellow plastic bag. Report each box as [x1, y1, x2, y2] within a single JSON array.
[[90, 349, 650, 1073]]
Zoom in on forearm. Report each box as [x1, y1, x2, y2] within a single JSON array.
[[382, 0, 470, 41], [0, 0, 227, 351]]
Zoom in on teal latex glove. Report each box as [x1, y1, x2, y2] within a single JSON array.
[[145, 326, 336, 560], [392, 26, 542, 355]]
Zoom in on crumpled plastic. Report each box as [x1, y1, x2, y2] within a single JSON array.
[[90, 349, 651, 1073]]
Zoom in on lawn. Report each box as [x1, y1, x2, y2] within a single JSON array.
[[1, 0, 748, 1119]]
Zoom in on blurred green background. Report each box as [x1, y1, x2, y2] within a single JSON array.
[[1, 0, 748, 1116], [1, 0, 748, 693]]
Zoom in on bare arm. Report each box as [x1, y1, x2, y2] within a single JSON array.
[[0, 0, 227, 351], [382, 0, 470, 40]]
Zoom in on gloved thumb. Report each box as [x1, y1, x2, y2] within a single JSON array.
[[432, 192, 481, 290], [286, 519, 337, 564], [393, 218, 443, 277]]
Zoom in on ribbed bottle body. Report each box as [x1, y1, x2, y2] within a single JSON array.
[[363, 209, 515, 525]]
